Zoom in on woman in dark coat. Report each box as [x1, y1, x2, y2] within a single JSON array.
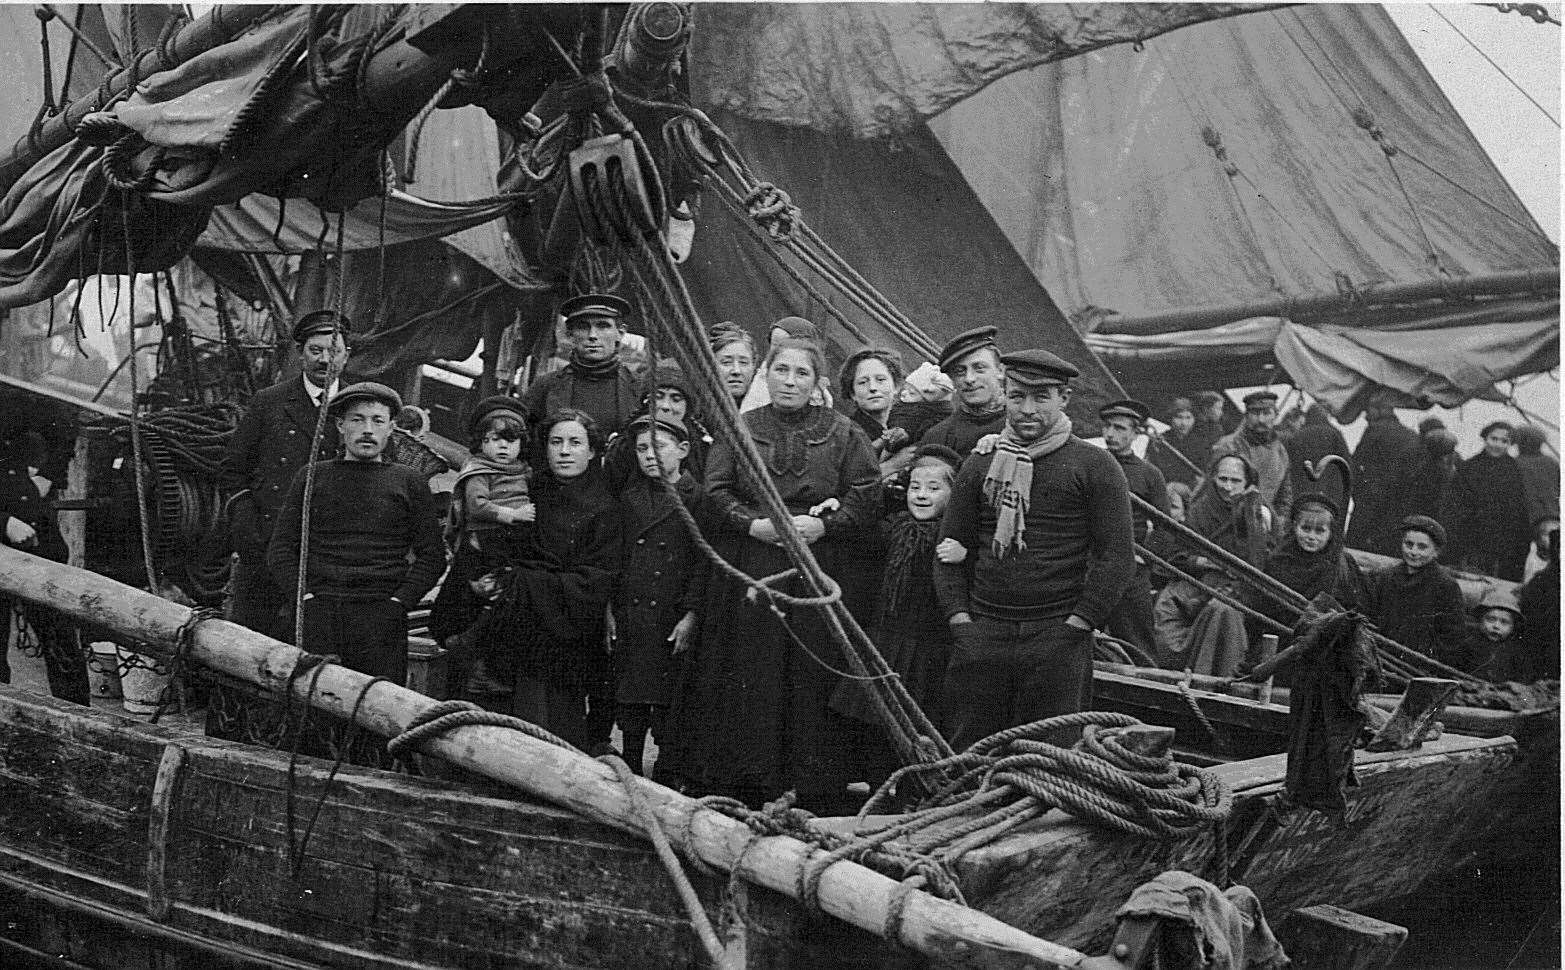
[[486, 409, 620, 751], [612, 415, 707, 778], [1441, 421, 1531, 581], [662, 335, 881, 814]]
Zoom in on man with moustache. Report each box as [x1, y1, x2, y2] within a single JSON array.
[[220, 310, 353, 639], [919, 326, 1008, 456], [1212, 390, 1292, 532], [521, 294, 641, 440], [267, 383, 446, 684], [935, 349, 1134, 748]]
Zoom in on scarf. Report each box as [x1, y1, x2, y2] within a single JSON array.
[[447, 455, 531, 541], [981, 414, 1072, 557], [568, 352, 621, 378], [879, 512, 940, 619]]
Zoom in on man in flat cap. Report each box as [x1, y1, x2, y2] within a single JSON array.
[[920, 325, 1008, 456], [521, 293, 641, 440], [220, 309, 354, 639], [935, 349, 1134, 748], [268, 382, 446, 692], [1099, 399, 1169, 655], [1212, 389, 1292, 533]]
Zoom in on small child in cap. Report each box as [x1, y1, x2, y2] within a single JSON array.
[[1441, 588, 1535, 683], [451, 396, 536, 571]]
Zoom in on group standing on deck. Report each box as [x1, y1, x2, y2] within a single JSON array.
[[134, 295, 1556, 812]]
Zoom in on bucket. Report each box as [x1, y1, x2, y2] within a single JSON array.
[[86, 642, 121, 699], [116, 647, 175, 716]]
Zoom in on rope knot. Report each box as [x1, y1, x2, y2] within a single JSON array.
[[744, 182, 798, 240]]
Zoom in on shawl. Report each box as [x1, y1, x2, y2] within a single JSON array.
[[879, 511, 940, 620], [446, 455, 530, 542], [981, 413, 1072, 557]]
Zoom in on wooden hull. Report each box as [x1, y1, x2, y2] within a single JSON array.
[[0, 683, 1518, 969]]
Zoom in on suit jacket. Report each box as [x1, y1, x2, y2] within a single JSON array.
[[220, 376, 343, 550]]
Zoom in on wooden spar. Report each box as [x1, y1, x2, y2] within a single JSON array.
[[1092, 267, 1560, 337], [0, 546, 1089, 970], [0, 5, 279, 194]]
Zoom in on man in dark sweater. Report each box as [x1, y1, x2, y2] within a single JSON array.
[[1099, 400, 1168, 657], [521, 294, 641, 441], [935, 349, 1134, 749], [268, 382, 446, 685], [919, 326, 1008, 456]]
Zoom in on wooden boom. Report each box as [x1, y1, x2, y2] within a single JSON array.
[[0, 545, 1089, 969]]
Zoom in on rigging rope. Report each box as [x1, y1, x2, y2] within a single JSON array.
[[1432, 5, 1560, 127]]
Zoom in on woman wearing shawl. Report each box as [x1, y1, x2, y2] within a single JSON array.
[[661, 334, 880, 814], [484, 409, 621, 751], [1153, 453, 1274, 673]]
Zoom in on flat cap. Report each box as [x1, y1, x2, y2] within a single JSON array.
[[469, 394, 527, 435], [772, 316, 822, 342], [937, 325, 999, 372], [626, 413, 689, 443], [1099, 399, 1151, 424], [328, 381, 401, 417], [291, 309, 350, 344], [1242, 390, 1279, 410], [560, 293, 631, 327], [1398, 514, 1447, 547], [1000, 348, 1079, 387]]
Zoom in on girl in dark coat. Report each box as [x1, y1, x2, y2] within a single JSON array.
[[486, 410, 620, 751], [661, 336, 881, 814], [1441, 422, 1531, 581], [612, 416, 706, 777]]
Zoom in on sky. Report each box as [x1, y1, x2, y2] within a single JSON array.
[[1384, 2, 1561, 240]]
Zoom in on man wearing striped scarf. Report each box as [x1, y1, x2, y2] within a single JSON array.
[[934, 349, 1135, 749]]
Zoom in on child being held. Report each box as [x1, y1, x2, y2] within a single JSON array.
[[1441, 588, 1535, 683], [451, 396, 535, 573]]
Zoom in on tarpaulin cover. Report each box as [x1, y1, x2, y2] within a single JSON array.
[[198, 106, 537, 289], [691, 3, 1286, 138], [678, 111, 1125, 433], [928, 3, 1558, 407]]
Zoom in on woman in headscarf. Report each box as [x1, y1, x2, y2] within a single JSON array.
[[1153, 453, 1274, 673], [1441, 421, 1531, 581], [661, 333, 880, 814]]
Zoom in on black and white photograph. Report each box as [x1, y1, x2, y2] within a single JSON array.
[[0, 3, 1556, 968]]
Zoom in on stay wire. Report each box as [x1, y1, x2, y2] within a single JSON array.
[[1430, 4, 1560, 127]]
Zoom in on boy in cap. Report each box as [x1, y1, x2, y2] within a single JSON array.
[[1098, 399, 1169, 655], [1212, 390, 1292, 531], [919, 325, 1009, 456], [268, 382, 447, 688], [1441, 588, 1533, 683], [1361, 514, 1464, 659], [521, 294, 641, 440], [220, 309, 353, 639], [935, 349, 1134, 748], [613, 414, 706, 777]]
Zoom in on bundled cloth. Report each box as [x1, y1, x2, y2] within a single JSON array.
[[1115, 870, 1288, 970], [1283, 596, 1382, 815]]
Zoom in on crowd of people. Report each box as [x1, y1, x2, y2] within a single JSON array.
[[199, 297, 1562, 812]]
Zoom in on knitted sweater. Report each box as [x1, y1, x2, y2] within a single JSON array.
[[268, 459, 446, 605], [935, 437, 1134, 626]]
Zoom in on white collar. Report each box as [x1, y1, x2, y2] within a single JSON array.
[[303, 375, 339, 407]]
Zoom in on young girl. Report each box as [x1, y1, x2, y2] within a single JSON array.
[[450, 397, 535, 570], [831, 444, 967, 735]]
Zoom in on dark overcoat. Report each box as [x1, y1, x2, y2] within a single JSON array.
[[220, 376, 342, 556], [613, 472, 707, 705]]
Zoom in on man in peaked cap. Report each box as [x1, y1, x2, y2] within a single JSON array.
[[220, 308, 355, 640], [1098, 399, 1169, 655], [1211, 389, 1292, 533], [919, 325, 1008, 455], [934, 348, 1134, 749], [521, 293, 641, 439], [267, 381, 445, 698]]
